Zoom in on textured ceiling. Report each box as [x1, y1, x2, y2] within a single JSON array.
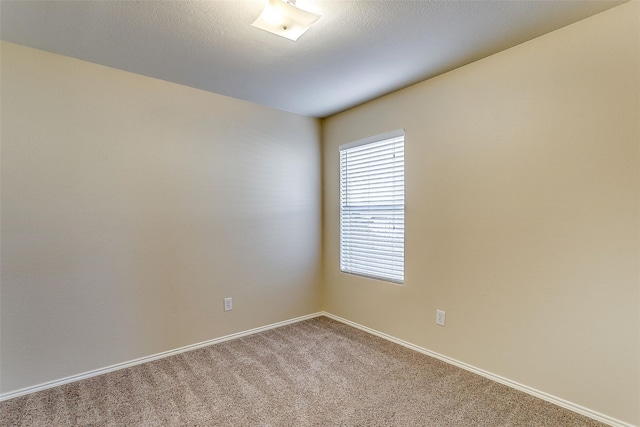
[[0, 0, 626, 118]]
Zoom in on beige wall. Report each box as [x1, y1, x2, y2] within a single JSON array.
[[323, 2, 639, 425], [0, 42, 322, 393]]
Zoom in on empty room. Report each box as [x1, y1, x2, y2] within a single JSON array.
[[1, 1, 638, 426]]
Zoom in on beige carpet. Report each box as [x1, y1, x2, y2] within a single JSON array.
[[1, 316, 606, 426]]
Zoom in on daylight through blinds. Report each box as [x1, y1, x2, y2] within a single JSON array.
[[340, 131, 404, 283]]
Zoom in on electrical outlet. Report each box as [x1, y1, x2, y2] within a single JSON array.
[[224, 297, 232, 312], [436, 310, 446, 326]]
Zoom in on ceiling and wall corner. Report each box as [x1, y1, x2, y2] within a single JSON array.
[[0, 0, 628, 118]]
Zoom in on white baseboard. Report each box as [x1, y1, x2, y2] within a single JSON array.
[[321, 311, 635, 427], [2, 311, 634, 427], [0, 312, 324, 402]]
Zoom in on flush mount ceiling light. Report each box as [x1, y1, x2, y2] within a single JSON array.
[[251, 0, 320, 41]]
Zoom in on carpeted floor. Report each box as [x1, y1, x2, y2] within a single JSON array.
[[1, 316, 606, 426]]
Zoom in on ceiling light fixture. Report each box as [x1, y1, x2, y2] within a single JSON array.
[[251, 0, 320, 41]]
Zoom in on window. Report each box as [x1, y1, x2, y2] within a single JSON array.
[[339, 130, 405, 284]]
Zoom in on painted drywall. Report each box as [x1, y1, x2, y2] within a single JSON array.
[[323, 2, 639, 425], [0, 41, 321, 394]]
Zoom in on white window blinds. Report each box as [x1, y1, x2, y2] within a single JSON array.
[[339, 130, 405, 284]]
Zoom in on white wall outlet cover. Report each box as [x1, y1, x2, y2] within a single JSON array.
[[224, 297, 233, 311], [436, 310, 446, 326]]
